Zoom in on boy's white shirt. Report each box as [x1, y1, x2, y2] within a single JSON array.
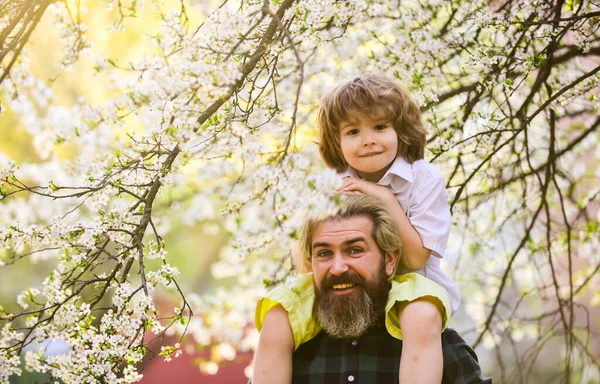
[[337, 155, 461, 313]]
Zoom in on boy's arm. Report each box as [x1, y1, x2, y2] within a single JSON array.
[[253, 305, 294, 384], [337, 178, 430, 270], [383, 194, 432, 270], [398, 298, 443, 384]]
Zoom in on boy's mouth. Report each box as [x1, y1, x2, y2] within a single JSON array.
[[360, 151, 382, 157]]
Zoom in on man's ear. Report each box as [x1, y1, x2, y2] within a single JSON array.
[[384, 251, 399, 277]]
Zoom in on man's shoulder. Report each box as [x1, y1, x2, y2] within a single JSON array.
[[441, 329, 492, 384], [441, 328, 476, 358]]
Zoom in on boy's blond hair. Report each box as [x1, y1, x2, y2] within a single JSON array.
[[293, 195, 402, 279], [317, 73, 427, 172]]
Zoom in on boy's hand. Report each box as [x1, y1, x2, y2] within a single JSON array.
[[335, 177, 397, 207]]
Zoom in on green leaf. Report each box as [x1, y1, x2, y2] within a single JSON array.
[[166, 126, 177, 136], [586, 220, 598, 234], [412, 72, 423, 86], [49, 181, 59, 192], [289, 229, 298, 240], [69, 229, 84, 240]]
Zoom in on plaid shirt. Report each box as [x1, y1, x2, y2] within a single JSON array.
[[291, 323, 491, 384]]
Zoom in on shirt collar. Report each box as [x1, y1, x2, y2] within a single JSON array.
[[379, 156, 413, 184], [338, 167, 358, 179], [339, 156, 413, 188]]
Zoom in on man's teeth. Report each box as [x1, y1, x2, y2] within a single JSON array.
[[332, 283, 354, 290]]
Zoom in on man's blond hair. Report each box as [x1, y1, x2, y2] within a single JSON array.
[[317, 73, 427, 172], [294, 195, 403, 278]]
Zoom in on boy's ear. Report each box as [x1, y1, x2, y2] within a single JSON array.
[[384, 251, 399, 277]]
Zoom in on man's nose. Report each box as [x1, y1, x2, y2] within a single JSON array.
[[329, 255, 349, 276]]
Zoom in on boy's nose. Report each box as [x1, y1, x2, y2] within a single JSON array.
[[361, 135, 376, 146], [330, 255, 349, 276]]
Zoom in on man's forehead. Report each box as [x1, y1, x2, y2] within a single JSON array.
[[311, 216, 374, 246]]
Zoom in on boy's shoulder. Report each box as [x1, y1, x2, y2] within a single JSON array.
[[410, 159, 444, 182]]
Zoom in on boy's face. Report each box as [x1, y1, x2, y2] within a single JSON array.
[[339, 113, 398, 182]]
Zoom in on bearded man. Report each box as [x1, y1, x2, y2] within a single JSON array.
[[254, 195, 491, 383]]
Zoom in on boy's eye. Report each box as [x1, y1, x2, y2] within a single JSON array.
[[346, 129, 359, 135], [374, 124, 389, 130]]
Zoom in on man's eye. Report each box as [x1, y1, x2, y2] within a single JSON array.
[[348, 248, 363, 255], [316, 250, 332, 257]]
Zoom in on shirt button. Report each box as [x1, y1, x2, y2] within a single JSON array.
[[348, 375, 355, 382], [351, 340, 358, 346]]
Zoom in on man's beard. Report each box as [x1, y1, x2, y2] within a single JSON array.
[[314, 261, 391, 339]]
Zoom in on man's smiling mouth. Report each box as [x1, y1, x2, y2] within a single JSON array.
[[332, 283, 355, 290]]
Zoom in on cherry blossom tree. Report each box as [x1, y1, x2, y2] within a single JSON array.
[[1, 0, 599, 382]]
